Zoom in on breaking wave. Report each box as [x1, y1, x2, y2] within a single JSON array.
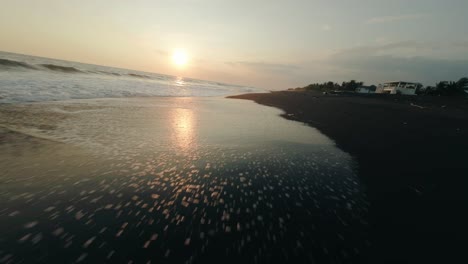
[[127, 73, 151, 79], [0, 59, 36, 70], [0, 51, 265, 103], [0, 57, 158, 79], [0, 58, 119, 76], [39, 64, 83, 73], [1, 58, 195, 81]]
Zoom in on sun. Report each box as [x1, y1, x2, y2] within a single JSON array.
[[172, 50, 188, 67]]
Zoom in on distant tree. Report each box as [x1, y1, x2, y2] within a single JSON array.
[[420, 78, 468, 96], [436, 81, 465, 96], [422, 86, 439, 96], [457, 77, 468, 92], [341, 80, 364, 91], [302, 80, 366, 92], [303, 81, 340, 91]]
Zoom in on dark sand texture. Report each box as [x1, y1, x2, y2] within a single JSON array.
[[229, 91, 468, 263], [0, 98, 370, 264]]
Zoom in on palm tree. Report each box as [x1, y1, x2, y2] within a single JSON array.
[[457, 78, 468, 94], [435, 79, 466, 96]]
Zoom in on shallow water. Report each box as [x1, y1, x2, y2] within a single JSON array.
[[0, 97, 369, 263]]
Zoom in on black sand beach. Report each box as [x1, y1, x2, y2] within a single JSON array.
[[0, 97, 370, 264], [229, 91, 468, 263]]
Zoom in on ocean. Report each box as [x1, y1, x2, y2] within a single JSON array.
[[0, 52, 369, 263], [0, 51, 264, 104]]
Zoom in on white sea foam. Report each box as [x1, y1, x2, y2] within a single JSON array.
[[0, 51, 264, 103]]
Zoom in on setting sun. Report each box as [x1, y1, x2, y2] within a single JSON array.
[[172, 50, 188, 67]]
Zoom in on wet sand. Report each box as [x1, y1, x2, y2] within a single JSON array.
[[229, 91, 468, 263], [0, 97, 369, 263]]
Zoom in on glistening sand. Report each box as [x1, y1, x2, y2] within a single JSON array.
[[0, 97, 369, 263]]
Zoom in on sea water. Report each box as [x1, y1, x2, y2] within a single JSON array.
[[0, 51, 263, 104], [0, 53, 369, 263]]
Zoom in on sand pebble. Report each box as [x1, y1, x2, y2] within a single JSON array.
[[24, 221, 38, 229], [52, 228, 64, 236], [18, 233, 31, 243], [9, 211, 20, 216], [83, 236, 96, 248], [76, 253, 88, 263], [143, 240, 151, 248], [44, 206, 55, 212]]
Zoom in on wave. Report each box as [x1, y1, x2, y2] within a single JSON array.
[[39, 64, 83, 73], [0, 53, 265, 103], [96, 70, 121, 76], [127, 73, 151, 79], [0, 59, 36, 69], [0, 58, 156, 80], [0, 58, 83, 74]]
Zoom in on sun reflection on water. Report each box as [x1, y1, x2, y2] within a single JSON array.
[[171, 102, 196, 152], [175, 77, 185, 87]]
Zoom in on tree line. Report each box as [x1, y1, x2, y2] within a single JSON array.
[[295, 77, 468, 96], [417, 77, 468, 96], [295, 80, 374, 92]]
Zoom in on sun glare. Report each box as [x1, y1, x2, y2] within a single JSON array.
[[172, 50, 188, 67]]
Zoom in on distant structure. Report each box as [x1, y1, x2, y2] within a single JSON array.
[[463, 84, 468, 94], [355, 86, 376, 94], [375, 81, 422, 95]]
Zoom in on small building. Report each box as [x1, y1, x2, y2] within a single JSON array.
[[376, 81, 422, 95], [355, 86, 375, 94]]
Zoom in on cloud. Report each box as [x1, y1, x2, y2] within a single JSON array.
[[226, 61, 301, 74], [221, 41, 468, 89], [212, 41, 467, 90], [333, 41, 428, 57], [327, 42, 468, 85], [366, 14, 427, 24], [219, 60, 319, 90]]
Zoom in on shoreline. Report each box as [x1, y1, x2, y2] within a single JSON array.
[[229, 91, 468, 263], [0, 96, 371, 264]]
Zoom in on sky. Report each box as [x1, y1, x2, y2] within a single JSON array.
[[1, 0, 467, 89]]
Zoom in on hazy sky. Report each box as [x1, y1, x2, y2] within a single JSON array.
[[1, 0, 467, 89]]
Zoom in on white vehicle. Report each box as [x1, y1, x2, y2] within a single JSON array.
[[376, 81, 422, 95]]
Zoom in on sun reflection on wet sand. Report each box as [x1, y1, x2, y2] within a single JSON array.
[[171, 101, 196, 152], [0, 97, 369, 263]]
